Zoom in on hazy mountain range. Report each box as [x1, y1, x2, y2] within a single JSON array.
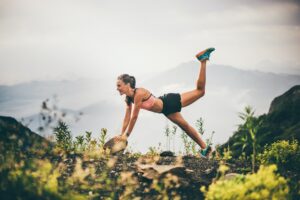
[[1, 61, 299, 152]]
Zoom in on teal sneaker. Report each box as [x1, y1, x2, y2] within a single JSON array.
[[200, 145, 212, 158], [196, 47, 215, 61]]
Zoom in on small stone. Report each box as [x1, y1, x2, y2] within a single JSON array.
[[160, 151, 174, 157]]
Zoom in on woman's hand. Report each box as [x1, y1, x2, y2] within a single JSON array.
[[116, 134, 128, 141]]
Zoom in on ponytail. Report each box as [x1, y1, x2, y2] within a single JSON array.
[[118, 74, 136, 88]]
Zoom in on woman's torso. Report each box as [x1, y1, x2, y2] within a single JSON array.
[[127, 88, 163, 113]]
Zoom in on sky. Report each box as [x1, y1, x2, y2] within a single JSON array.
[[0, 0, 300, 85]]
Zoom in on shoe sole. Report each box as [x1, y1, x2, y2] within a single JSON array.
[[196, 47, 215, 61]]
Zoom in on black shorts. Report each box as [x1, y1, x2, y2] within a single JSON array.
[[158, 93, 182, 116]]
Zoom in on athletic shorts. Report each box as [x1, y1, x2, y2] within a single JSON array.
[[158, 93, 182, 116]]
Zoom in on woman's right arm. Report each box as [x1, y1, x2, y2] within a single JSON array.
[[121, 103, 132, 135]]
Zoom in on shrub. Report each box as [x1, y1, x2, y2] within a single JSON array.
[[257, 140, 300, 172], [53, 121, 73, 151], [201, 165, 289, 200]]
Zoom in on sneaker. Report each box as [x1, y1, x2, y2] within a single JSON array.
[[200, 145, 212, 158], [196, 47, 215, 61]]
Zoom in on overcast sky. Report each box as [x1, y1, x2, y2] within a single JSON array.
[[0, 0, 300, 85]]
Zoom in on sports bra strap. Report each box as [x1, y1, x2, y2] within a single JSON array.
[[126, 88, 154, 104], [143, 93, 152, 102]]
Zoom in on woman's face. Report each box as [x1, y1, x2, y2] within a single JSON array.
[[116, 79, 129, 95]]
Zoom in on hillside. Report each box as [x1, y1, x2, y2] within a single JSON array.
[[220, 85, 300, 156], [0, 116, 54, 156], [0, 115, 221, 199]]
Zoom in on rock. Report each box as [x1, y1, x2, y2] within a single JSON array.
[[135, 163, 185, 180], [160, 151, 175, 157], [0, 116, 54, 154], [223, 173, 241, 180], [103, 136, 128, 154]]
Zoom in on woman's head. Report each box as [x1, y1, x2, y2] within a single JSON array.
[[116, 74, 136, 95]]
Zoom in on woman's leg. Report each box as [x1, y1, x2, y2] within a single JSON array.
[[180, 60, 207, 108], [166, 112, 206, 149]]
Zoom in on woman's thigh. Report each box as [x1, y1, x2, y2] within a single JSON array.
[[180, 89, 204, 108], [166, 112, 189, 130]]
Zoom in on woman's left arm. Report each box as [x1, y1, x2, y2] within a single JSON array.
[[125, 93, 143, 137]]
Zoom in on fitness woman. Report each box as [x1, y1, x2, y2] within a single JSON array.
[[115, 48, 215, 157]]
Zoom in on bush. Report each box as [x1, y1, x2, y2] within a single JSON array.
[[257, 140, 300, 172], [53, 121, 73, 151], [201, 165, 289, 200]]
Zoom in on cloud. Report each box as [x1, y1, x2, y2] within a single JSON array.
[[0, 0, 299, 85]]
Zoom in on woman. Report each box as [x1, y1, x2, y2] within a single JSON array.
[[115, 47, 215, 157]]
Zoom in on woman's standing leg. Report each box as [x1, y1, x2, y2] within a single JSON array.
[[180, 60, 207, 107], [166, 112, 206, 149]]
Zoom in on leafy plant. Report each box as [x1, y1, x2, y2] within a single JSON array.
[[98, 128, 108, 148], [195, 117, 205, 135], [257, 140, 300, 172], [171, 125, 177, 152], [238, 106, 262, 173], [164, 123, 171, 151], [201, 164, 289, 200], [53, 121, 73, 152], [74, 135, 85, 151]]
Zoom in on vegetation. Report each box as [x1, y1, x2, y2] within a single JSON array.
[[257, 140, 300, 199], [237, 106, 261, 172], [201, 164, 289, 200]]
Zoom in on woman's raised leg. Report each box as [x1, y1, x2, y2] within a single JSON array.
[[180, 60, 207, 108]]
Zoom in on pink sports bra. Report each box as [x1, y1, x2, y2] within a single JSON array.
[[140, 94, 156, 110], [126, 88, 156, 110]]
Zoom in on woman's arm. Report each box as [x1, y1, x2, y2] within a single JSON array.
[[121, 103, 132, 135], [123, 93, 142, 137]]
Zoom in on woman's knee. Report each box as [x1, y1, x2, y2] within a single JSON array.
[[198, 89, 205, 97]]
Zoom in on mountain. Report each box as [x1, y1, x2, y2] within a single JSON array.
[[262, 85, 300, 142], [0, 62, 299, 152], [220, 85, 300, 156]]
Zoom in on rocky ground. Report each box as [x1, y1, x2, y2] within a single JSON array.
[[49, 150, 220, 200]]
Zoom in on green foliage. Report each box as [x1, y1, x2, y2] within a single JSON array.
[[257, 140, 300, 199], [171, 125, 177, 152], [237, 106, 262, 172], [56, 125, 108, 153], [222, 146, 233, 162], [164, 123, 171, 151], [53, 121, 73, 152], [0, 155, 86, 200], [202, 165, 289, 200], [74, 135, 84, 151], [150, 174, 182, 200], [258, 140, 300, 171], [196, 117, 205, 135], [147, 143, 162, 157], [99, 128, 108, 148], [164, 123, 178, 152], [84, 131, 92, 150]]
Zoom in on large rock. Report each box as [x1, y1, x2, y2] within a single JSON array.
[[0, 116, 53, 154], [103, 136, 128, 154]]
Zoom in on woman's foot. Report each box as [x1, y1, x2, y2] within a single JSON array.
[[200, 145, 212, 158], [196, 47, 215, 61]]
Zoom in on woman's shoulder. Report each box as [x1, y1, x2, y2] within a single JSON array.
[[136, 87, 151, 95], [137, 87, 151, 91]]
